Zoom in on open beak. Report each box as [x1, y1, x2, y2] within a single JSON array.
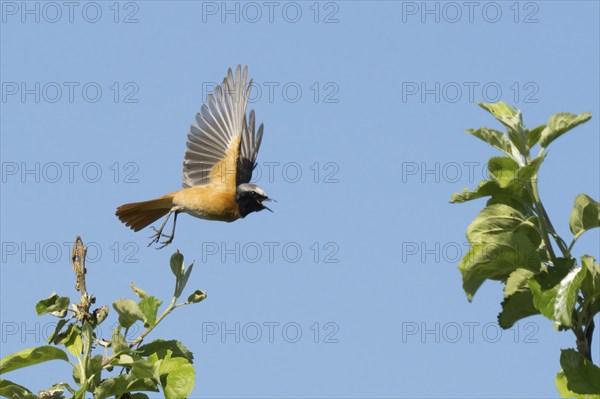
[[261, 197, 276, 212]]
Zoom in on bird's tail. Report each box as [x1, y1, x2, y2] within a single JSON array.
[[116, 194, 175, 232]]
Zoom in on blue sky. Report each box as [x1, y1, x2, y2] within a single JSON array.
[[1, 1, 599, 397]]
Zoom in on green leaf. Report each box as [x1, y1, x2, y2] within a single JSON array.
[[81, 322, 93, 358], [556, 371, 597, 398], [0, 346, 69, 374], [450, 180, 500, 204], [529, 278, 559, 321], [73, 354, 102, 391], [465, 127, 518, 158], [131, 358, 156, 380], [528, 261, 583, 326], [526, 124, 545, 149], [36, 293, 70, 318], [136, 340, 194, 364], [111, 328, 130, 356], [138, 296, 163, 328], [517, 155, 545, 185], [581, 256, 600, 317], [175, 261, 195, 299], [53, 322, 75, 346], [38, 384, 65, 399], [487, 156, 544, 189], [92, 306, 109, 327], [540, 111, 592, 148], [487, 157, 519, 188], [459, 231, 541, 301], [451, 179, 535, 214], [466, 203, 536, 245], [498, 290, 539, 329], [158, 353, 195, 399], [88, 355, 103, 390], [40, 383, 70, 398], [0, 379, 37, 399], [170, 251, 184, 278], [478, 101, 520, 131], [115, 353, 137, 366], [113, 299, 145, 329], [479, 101, 518, 118], [63, 324, 82, 357], [130, 282, 148, 299], [93, 375, 159, 399], [47, 319, 69, 344], [559, 349, 600, 396], [478, 102, 527, 155], [569, 194, 600, 236], [504, 268, 536, 298], [187, 290, 207, 304], [553, 266, 587, 327], [543, 258, 576, 286], [498, 265, 540, 328]]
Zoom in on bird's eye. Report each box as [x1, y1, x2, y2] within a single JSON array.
[[250, 191, 256, 197]]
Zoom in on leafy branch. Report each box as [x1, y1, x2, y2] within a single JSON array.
[[451, 102, 599, 398], [0, 237, 205, 399]]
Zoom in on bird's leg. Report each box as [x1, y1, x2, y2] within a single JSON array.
[[148, 210, 173, 247], [156, 211, 179, 249]]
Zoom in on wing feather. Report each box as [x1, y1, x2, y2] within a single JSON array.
[[183, 65, 264, 189], [236, 108, 264, 185], [183, 66, 248, 189]]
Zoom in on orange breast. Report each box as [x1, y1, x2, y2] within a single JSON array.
[[171, 185, 240, 222]]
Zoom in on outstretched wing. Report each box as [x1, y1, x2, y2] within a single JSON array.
[[183, 65, 252, 190], [236, 109, 264, 185]]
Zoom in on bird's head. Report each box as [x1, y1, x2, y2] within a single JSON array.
[[236, 183, 275, 217]]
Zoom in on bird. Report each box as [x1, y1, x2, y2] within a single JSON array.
[[116, 65, 274, 249]]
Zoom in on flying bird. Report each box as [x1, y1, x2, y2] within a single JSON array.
[[116, 65, 274, 248]]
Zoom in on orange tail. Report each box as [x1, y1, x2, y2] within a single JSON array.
[[116, 194, 175, 232]]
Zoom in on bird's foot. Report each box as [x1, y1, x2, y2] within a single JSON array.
[[156, 234, 175, 249], [148, 226, 171, 247]]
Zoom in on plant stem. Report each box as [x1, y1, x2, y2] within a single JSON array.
[[537, 201, 571, 257], [77, 356, 86, 385], [528, 180, 557, 261], [567, 232, 583, 254], [71, 237, 94, 322], [129, 296, 178, 348], [101, 296, 179, 368], [71, 237, 92, 384], [532, 149, 571, 257], [585, 320, 595, 362]]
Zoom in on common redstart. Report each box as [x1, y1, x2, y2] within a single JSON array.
[[116, 65, 273, 248]]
